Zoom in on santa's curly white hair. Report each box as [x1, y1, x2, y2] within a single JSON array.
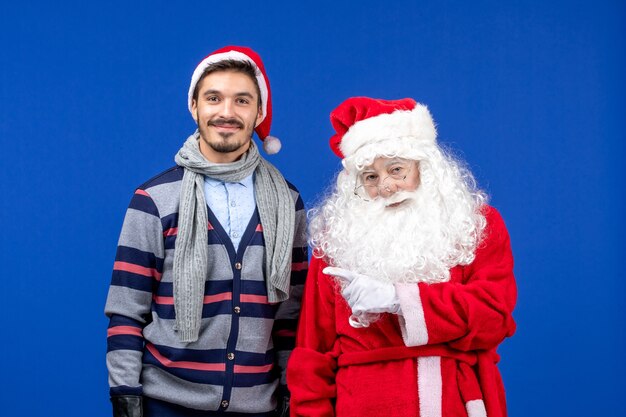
[[309, 138, 488, 284]]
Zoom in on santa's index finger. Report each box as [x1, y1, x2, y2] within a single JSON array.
[[322, 266, 355, 282]]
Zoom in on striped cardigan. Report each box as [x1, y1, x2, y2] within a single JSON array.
[[105, 166, 308, 413]]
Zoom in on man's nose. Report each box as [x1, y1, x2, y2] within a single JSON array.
[[378, 182, 397, 198], [218, 99, 236, 117]]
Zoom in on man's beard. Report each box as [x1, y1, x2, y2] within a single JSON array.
[[198, 117, 254, 154], [206, 133, 250, 153], [310, 181, 484, 284]]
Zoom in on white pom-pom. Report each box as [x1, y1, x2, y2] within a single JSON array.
[[263, 135, 282, 154]]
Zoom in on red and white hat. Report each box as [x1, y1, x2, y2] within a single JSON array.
[[188, 45, 281, 154], [329, 97, 437, 160]]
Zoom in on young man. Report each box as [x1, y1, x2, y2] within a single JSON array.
[[287, 97, 517, 417], [105, 46, 307, 417]]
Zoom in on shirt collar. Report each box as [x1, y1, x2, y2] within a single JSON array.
[[204, 173, 254, 188]]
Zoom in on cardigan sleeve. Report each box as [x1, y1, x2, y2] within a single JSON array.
[[287, 256, 340, 417], [272, 191, 308, 393], [395, 206, 517, 351], [104, 188, 164, 397]]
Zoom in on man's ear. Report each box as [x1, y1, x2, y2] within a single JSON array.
[[191, 99, 198, 122], [255, 106, 264, 128]]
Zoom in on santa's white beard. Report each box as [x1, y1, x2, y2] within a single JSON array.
[[310, 185, 482, 284]]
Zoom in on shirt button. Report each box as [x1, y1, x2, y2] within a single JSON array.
[[227, 353, 235, 360], [221, 400, 229, 408], [234, 306, 241, 314], [232, 231, 239, 238], [230, 201, 236, 207], [235, 262, 242, 270]]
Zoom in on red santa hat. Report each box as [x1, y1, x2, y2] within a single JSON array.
[[187, 45, 281, 154], [329, 97, 437, 159]]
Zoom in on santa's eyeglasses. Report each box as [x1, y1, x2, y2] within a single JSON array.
[[353, 162, 413, 201]]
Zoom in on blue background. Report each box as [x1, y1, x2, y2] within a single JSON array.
[[1, 1, 624, 416]]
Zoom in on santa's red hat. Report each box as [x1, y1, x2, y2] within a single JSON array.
[[329, 97, 437, 159], [188, 45, 281, 154]]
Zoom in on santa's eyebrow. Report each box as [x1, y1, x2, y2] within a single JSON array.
[[359, 169, 378, 178], [382, 158, 407, 167]]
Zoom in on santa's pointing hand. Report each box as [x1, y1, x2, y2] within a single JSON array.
[[323, 267, 401, 317]]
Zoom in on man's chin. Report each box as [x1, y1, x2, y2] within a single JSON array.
[[205, 135, 251, 154]]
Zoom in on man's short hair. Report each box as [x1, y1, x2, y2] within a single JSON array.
[[192, 59, 262, 108]]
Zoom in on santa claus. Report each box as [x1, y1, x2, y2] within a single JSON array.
[[287, 97, 517, 417]]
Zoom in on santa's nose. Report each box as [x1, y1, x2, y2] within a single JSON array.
[[379, 183, 397, 198]]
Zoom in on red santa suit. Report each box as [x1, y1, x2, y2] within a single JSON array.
[[287, 206, 517, 417]]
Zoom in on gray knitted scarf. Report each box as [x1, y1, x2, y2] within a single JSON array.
[[173, 131, 295, 342]]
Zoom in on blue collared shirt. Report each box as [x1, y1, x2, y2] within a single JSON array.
[[203, 173, 256, 249]]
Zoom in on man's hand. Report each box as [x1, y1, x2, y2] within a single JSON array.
[[323, 266, 401, 315], [111, 395, 142, 417]]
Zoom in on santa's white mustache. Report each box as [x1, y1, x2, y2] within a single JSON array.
[[365, 190, 416, 208]]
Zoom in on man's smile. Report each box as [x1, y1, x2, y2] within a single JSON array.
[[209, 119, 243, 131]]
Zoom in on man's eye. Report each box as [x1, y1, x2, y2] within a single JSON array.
[[236, 98, 250, 105], [207, 96, 219, 102], [390, 166, 406, 176]]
